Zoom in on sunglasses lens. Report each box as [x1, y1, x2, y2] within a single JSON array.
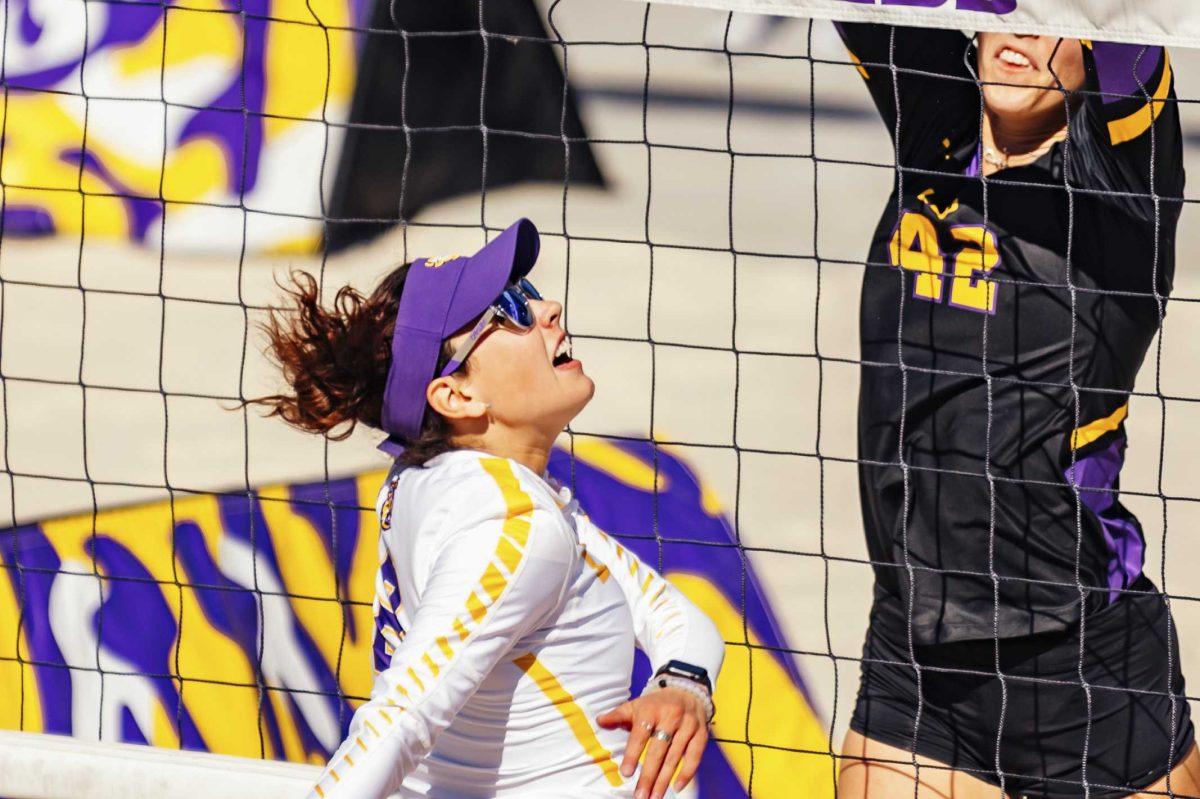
[[518, 278, 542, 301], [496, 286, 535, 328]]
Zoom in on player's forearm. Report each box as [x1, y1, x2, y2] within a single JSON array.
[[580, 522, 724, 680], [636, 578, 725, 681]]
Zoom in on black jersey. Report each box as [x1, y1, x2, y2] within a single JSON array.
[[838, 24, 1184, 644]]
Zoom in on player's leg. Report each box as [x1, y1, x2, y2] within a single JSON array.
[[838, 730, 1010, 799], [1129, 742, 1200, 798], [999, 579, 1197, 799], [847, 597, 1010, 798]]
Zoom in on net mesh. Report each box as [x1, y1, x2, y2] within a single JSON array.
[[0, 1, 1198, 797]]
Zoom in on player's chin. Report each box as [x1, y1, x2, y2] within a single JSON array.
[[982, 82, 1057, 119], [558, 369, 596, 413]]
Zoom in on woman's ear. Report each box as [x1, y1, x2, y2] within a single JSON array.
[[427, 375, 489, 422]]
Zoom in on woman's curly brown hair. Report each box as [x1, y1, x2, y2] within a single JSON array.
[[246, 264, 463, 467]]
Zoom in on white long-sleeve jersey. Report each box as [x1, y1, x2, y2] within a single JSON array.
[[307, 449, 725, 799]]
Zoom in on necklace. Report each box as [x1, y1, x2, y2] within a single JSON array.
[[982, 145, 1008, 169]]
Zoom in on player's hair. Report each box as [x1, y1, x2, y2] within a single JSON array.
[[247, 264, 463, 466]]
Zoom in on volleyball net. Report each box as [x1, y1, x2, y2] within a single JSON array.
[[2, 1, 1200, 797]]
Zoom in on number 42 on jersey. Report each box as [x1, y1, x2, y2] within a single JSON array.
[[889, 210, 1000, 315]]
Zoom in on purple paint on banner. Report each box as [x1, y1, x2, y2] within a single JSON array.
[[216, 492, 352, 758], [694, 733, 749, 797], [17, 1, 42, 45], [178, 0, 270, 197], [5, 0, 270, 237], [60, 149, 162, 240], [956, 0, 1016, 12], [287, 689, 335, 763], [9, 2, 164, 90], [1, 206, 56, 235], [174, 520, 289, 760], [88, 536, 206, 749], [289, 477, 363, 640], [120, 706, 149, 744], [1091, 42, 1164, 105], [1, 526, 73, 734], [1064, 436, 1145, 602], [837, 0, 1015, 11]]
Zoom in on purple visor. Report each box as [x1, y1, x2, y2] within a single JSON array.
[[378, 218, 540, 457]]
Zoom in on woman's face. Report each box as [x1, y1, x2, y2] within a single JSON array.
[[449, 295, 594, 437], [976, 33, 1085, 123]]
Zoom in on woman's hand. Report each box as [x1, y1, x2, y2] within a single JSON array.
[[596, 687, 710, 799]]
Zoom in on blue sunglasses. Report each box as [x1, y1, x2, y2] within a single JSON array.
[[439, 278, 542, 376]]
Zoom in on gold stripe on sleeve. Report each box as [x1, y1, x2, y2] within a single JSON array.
[[1108, 53, 1172, 145]]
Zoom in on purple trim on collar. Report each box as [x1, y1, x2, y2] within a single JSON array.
[[965, 147, 982, 178]]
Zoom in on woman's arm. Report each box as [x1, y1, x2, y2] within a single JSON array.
[[835, 22, 978, 163], [576, 519, 723, 681], [576, 518, 724, 799], [307, 491, 574, 799], [1073, 41, 1184, 206]]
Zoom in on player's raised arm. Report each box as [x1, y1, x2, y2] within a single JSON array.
[[835, 22, 977, 161], [307, 489, 574, 799], [1070, 41, 1184, 211]]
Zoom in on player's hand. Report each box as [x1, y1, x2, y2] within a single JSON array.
[[596, 687, 709, 799]]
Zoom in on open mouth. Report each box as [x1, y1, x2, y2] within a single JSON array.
[[552, 335, 577, 369], [997, 45, 1034, 70]]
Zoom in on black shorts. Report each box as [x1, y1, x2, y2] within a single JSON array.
[[850, 579, 1194, 798]]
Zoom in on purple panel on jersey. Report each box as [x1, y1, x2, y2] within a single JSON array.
[[1064, 436, 1145, 603], [373, 553, 403, 674], [1091, 42, 1163, 104]]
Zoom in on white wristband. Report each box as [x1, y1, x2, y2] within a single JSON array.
[[645, 673, 715, 723]]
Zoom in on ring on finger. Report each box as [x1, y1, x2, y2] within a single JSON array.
[[652, 729, 673, 743], [639, 721, 654, 732]]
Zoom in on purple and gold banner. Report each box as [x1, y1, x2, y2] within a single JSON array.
[[0, 441, 832, 797], [652, 0, 1200, 49], [0, 0, 365, 253]]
